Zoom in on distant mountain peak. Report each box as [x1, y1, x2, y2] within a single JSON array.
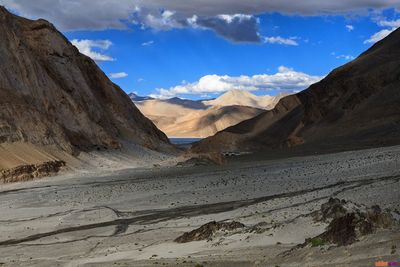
[[203, 89, 285, 109], [128, 93, 153, 102]]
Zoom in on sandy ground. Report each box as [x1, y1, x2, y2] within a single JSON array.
[[0, 145, 399, 266]]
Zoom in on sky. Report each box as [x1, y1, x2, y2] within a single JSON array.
[[1, 1, 400, 100]]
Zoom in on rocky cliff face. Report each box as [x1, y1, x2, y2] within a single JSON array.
[[0, 6, 169, 157], [192, 28, 400, 153]]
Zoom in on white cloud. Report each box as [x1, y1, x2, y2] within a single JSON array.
[[142, 40, 154, 46], [71, 39, 115, 62], [345, 24, 354, 31], [142, 10, 183, 30], [217, 14, 253, 23], [364, 17, 399, 44], [336, 54, 355, 60], [151, 66, 323, 99], [264, 36, 299, 46], [364, 28, 395, 44], [378, 19, 400, 28], [109, 72, 128, 79]]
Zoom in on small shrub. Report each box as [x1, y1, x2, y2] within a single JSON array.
[[311, 237, 326, 247]]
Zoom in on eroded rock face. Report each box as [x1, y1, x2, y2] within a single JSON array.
[[1, 161, 65, 183], [310, 198, 397, 246], [175, 221, 245, 243], [0, 6, 169, 155], [313, 198, 348, 222]]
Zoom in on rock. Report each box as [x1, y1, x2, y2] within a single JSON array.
[[365, 205, 395, 229], [175, 221, 245, 243], [310, 199, 397, 246], [1, 161, 65, 183], [319, 213, 358, 246], [313, 198, 348, 222]]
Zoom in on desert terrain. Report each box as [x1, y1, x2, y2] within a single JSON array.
[[133, 90, 286, 138], [0, 3, 399, 267], [0, 145, 399, 267]]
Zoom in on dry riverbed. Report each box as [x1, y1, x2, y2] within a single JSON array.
[[0, 146, 399, 266]]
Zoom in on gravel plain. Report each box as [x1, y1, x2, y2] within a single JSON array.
[[0, 145, 399, 266]]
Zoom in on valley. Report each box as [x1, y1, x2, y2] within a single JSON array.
[[0, 145, 399, 266]]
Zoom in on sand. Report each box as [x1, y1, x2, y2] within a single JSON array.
[[0, 145, 399, 266]]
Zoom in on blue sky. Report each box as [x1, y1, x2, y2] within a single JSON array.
[[2, 1, 399, 99]]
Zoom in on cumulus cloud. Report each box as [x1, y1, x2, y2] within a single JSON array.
[[71, 39, 115, 62], [109, 72, 128, 79], [264, 36, 298, 46], [364, 28, 395, 44], [378, 18, 400, 27], [2, 0, 400, 42], [365, 17, 399, 44], [150, 66, 323, 99], [141, 10, 183, 30]]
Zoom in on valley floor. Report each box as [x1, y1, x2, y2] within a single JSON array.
[[0, 145, 399, 266]]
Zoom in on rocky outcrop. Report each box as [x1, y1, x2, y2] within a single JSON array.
[[192, 28, 400, 154], [309, 198, 397, 246], [0, 6, 171, 180], [1, 160, 65, 183], [175, 221, 245, 243]]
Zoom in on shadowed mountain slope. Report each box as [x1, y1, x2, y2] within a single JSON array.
[[0, 6, 171, 174], [192, 28, 400, 153]]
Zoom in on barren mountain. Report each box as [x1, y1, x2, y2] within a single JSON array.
[[128, 92, 153, 102], [192, 28, 400, 153], [162, 105, 264, 138], [203, 89, 286, 109], [0, 6, 170, 179], [134, 90, 284, 138]]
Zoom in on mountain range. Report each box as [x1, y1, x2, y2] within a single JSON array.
[[192, 28, 400, 154], [2, 3, 400, 181], [132, 90, 288, 138]]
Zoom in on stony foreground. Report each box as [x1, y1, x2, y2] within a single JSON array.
[[0, 146, 399, 266]]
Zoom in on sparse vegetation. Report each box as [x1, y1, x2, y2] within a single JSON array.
[[310, 237, 326, 247]]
